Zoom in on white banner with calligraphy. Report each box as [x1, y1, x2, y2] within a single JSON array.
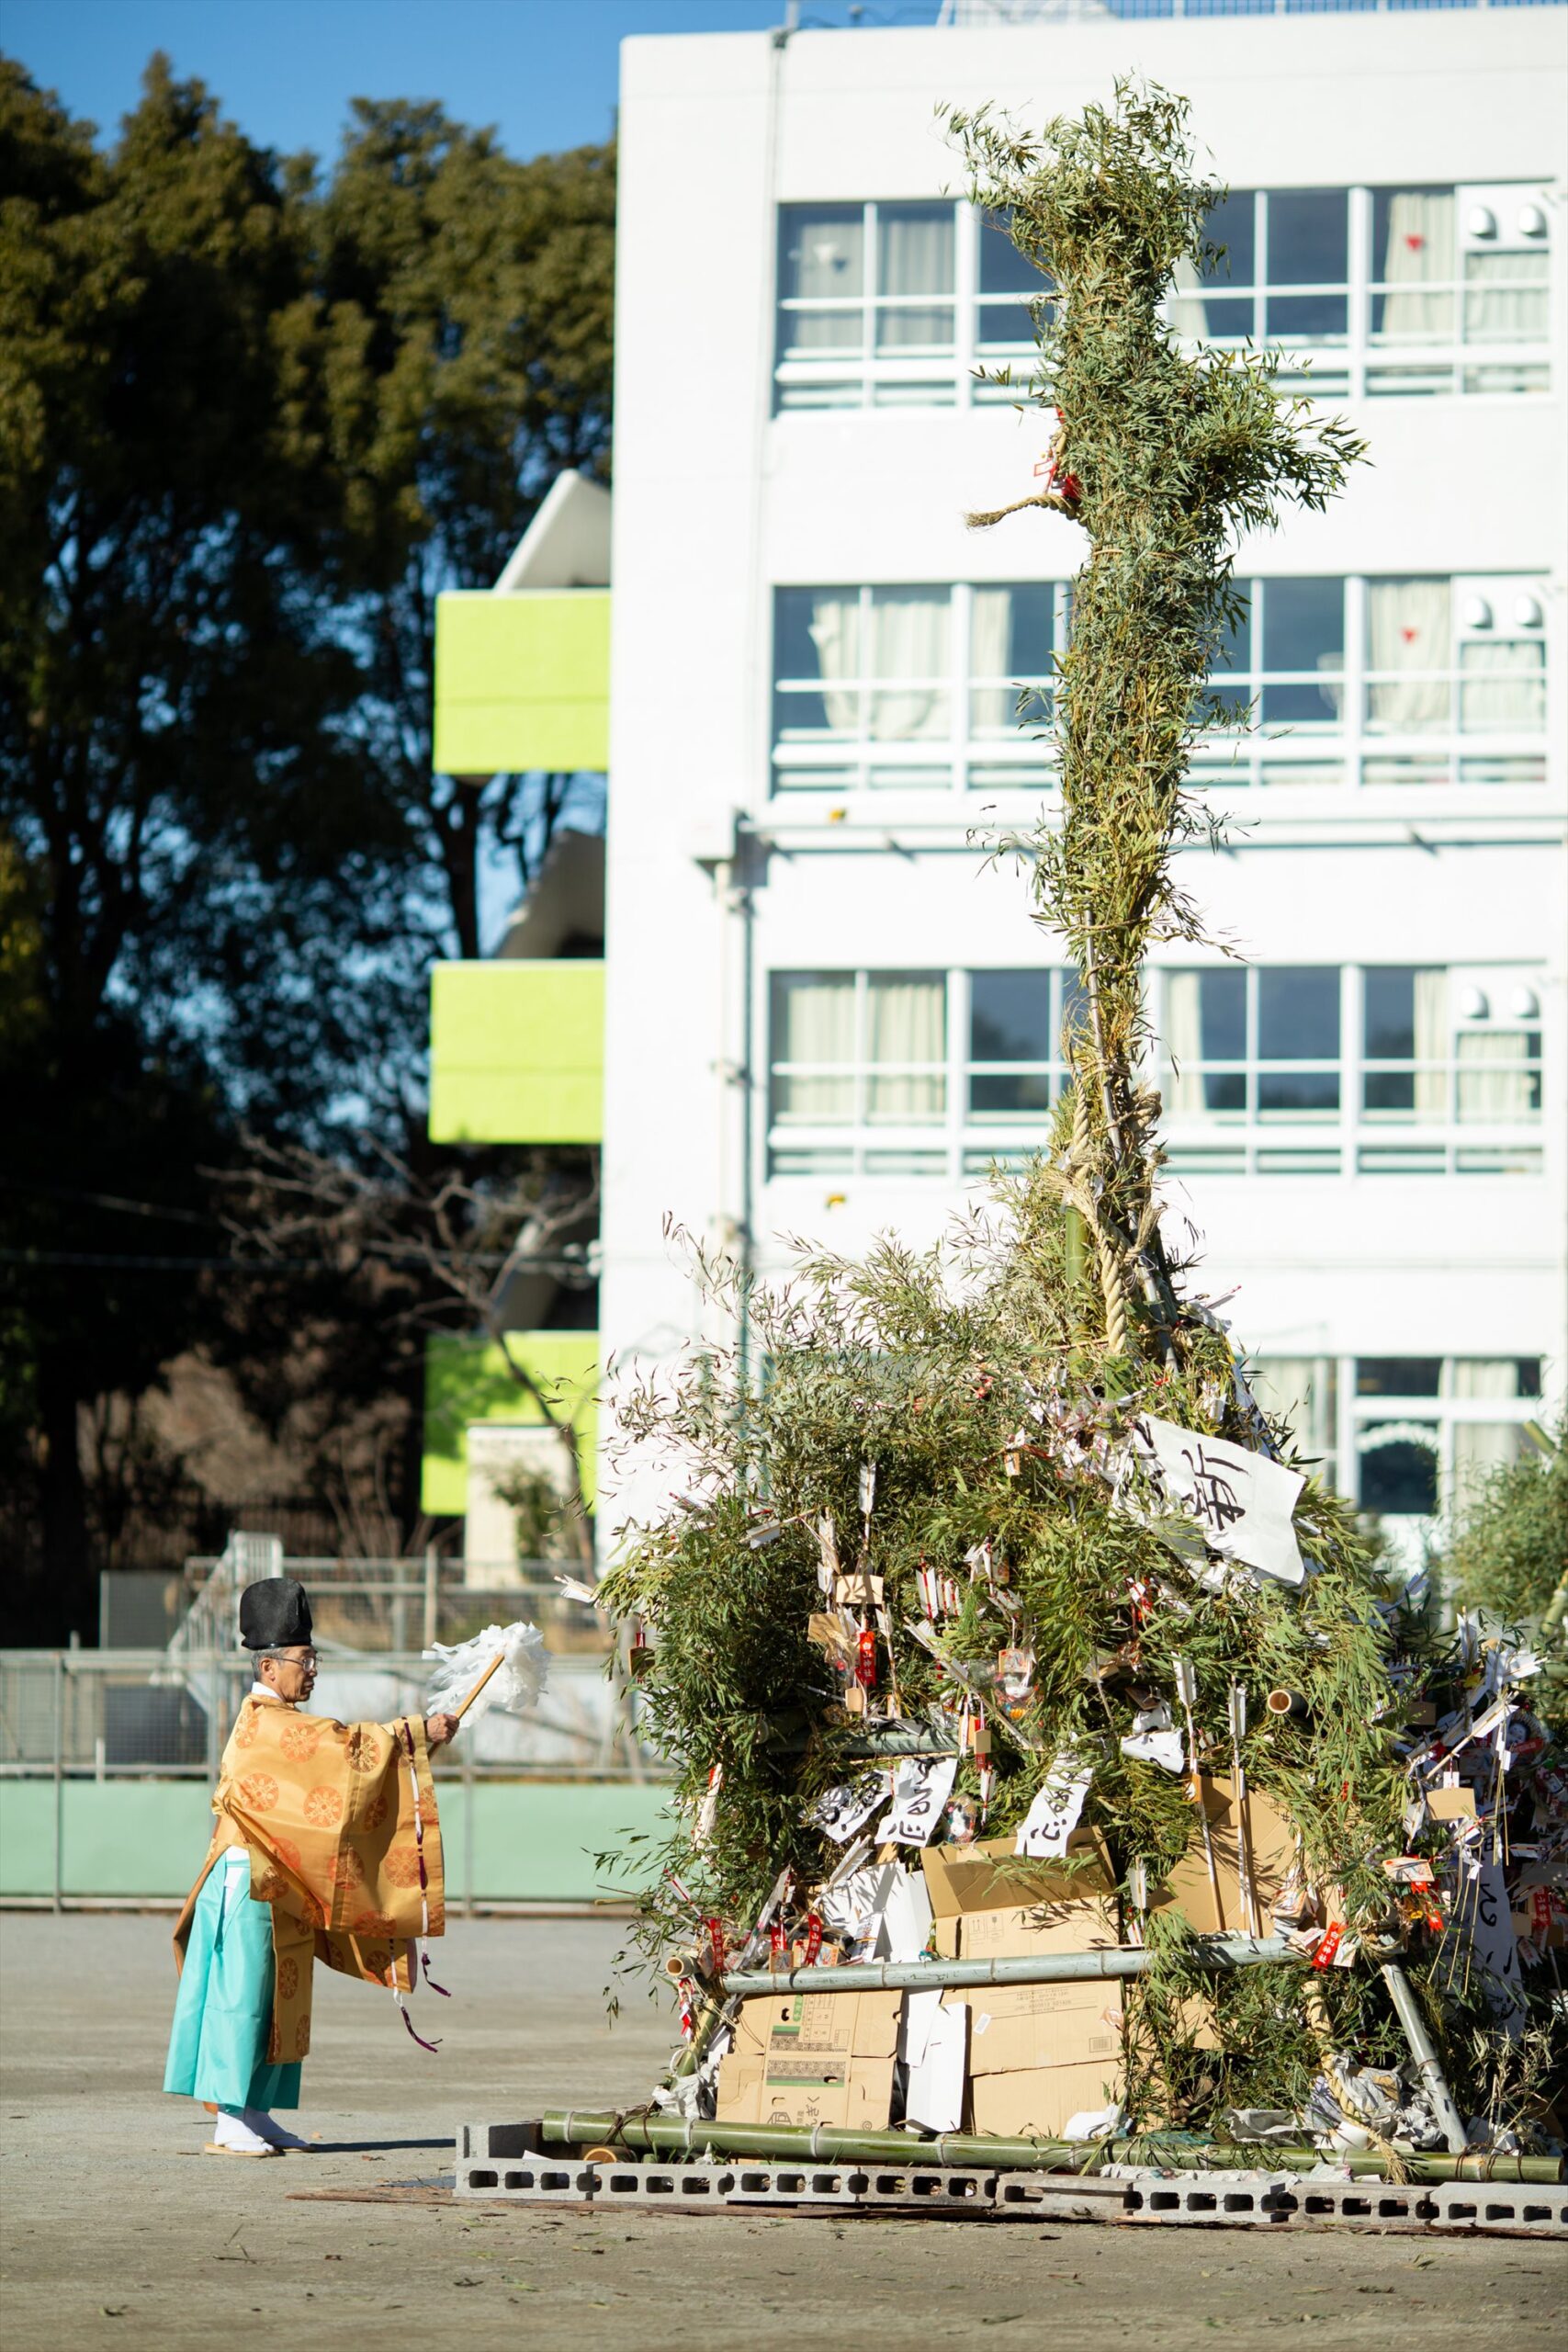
[[1134, 1415, 1306, 1587]]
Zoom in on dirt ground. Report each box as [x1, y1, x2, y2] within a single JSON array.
[[1, 1911, 1562, 2352]]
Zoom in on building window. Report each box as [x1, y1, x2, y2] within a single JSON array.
[[773, 582, 1055, 794], [775, 203, 1046, 411], [1193, 573, 1548, 790], [1246, 1355, 1542, 1521], [773, 575, 1548, 797], [1172, 181, 1551, 397], [768, 967, 1079, 1180], [1156, 965, 1545, 1178], [776, 185, 1551, 410]]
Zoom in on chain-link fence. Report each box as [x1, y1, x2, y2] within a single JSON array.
[[4, 1540, 654, 1782]]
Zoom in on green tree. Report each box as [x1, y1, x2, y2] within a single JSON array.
[[294, 102, 615, 955], [1440, 1422, 1568, 1634], [0, 56, 616, 1630]]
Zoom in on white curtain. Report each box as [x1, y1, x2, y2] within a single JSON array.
[[1450, 1363, 1523, 1500], [1376, 192, 1455, 340], [970, 586, 1016, 735], [1367, 579, 1451, 730], [866, 974, 945, 1122], [772, 975, 855, 1122], [877, 207, 954, 347], [791, 210, 864, 300], [784, 209, 864, 352], [1464, 251, 1547, 343], [1413, 967, 1448, 1122], [867, 589, 951, 741], [1162, 971, 1206, 1117], [1249, 1357, 1334, 1456], [1456, 1030, 1536, 1124], [806, 594, 863, 733], [1450, 1360, 1521, 1402], [1459, 639, 1545, 733], [1166, 255, 1209, 342]]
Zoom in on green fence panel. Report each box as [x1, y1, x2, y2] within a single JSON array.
[[441, 1780, 671, 1905], [0, 1779, 671, 1904]]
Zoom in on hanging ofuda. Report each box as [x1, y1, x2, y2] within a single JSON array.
[[592, 83, 1562, 2164]]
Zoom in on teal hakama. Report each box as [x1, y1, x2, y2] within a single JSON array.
[[164, 1852, 302, 2112]]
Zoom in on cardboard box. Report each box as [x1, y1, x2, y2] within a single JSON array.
[[1150, 1776, 1297, 1937], [715, 1989, 901, 2130], [955, 1983, 1124, 2139], [922, 1831, 1117, 1955]]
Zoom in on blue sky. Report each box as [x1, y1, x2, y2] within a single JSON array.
[[5, 0, 927, 162]]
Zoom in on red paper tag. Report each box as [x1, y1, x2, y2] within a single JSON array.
[[1312, 1922, 1345, 1971], [706, 1916, 725, 1974], [855, 1626, 878, 1690], [769, 1921, 786, 1968], [804, 1912, 823, 1965], [1532, 1887, 1553, 1936]]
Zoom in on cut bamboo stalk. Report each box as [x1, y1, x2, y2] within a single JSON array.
[[535, 2110, 1562, 2185], [716, 1935, 1290, 1997], [1380, 1960, 1470, 2157]]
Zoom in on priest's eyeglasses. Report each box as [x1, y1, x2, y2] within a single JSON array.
[[260, 1645, 318, 1665]]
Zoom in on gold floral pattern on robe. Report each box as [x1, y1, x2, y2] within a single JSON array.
[[173, 1693, 446, 2064]]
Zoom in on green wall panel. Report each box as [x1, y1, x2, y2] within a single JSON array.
[[434, 591, 610, 775], [429, 960, 604, 1145], [440, 1781, 670, 1905], [422, 1330, 598, 1519], [0, 1779, 667, 1903]]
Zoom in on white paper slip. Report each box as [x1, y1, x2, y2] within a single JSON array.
[[874, 1864, 936, 1962], [875, 1754, 958, 1848], [905, 1998, 967, 2135], [1135, 1415, 1306, 1587], [1015, 1751, 1093, 1859], [811, 1772, 886, 1845], [1121, 1726, 1187, 1773]]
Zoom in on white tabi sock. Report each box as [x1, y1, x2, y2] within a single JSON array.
[[209, 2109, 279, 2158], [241, 2108, 310, 2150]]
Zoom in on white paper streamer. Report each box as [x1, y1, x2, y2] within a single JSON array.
[[422, 1621, 548, 1720]]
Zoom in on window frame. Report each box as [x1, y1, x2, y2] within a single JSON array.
[[1154, 964, 1546, 1180], [1246, 1353, 1545, 1525], [765, 967, 1080, 1182], [1189, 571, 1550, 794], [773, 184, 1552, 412], [771, 581, 1062, 797]]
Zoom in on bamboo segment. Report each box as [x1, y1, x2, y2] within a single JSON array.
[[1380, 1960, 1470, 2157], [716, 1935, 1291, 1998], [535, 2110, 1563, 2185]]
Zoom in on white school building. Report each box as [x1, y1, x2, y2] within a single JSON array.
[[592, 1, 1565, 1562]]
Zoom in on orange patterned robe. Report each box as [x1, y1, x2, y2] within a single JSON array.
[[172, 1691, 446, 2065]]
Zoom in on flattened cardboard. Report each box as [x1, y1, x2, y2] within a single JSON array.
[[970, 2059, 1122, 2141], [952, 1980, 1126, 2140], [1150, 1775, 1297, 1936], [957, 1895, 1119, 1961], [960, 1983, 1123, 2064], [717, 1989, 901, 2130]]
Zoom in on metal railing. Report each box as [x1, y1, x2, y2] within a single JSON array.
[[0, 1646, 653, 1782]]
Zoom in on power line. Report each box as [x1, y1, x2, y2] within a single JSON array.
[[0, 1248, 594, 1277]]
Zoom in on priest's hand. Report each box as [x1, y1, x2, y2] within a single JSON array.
[[424, 1713, 459, 1748]]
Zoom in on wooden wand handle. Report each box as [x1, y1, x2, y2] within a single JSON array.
[[452, 1650, 507, 1723]]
